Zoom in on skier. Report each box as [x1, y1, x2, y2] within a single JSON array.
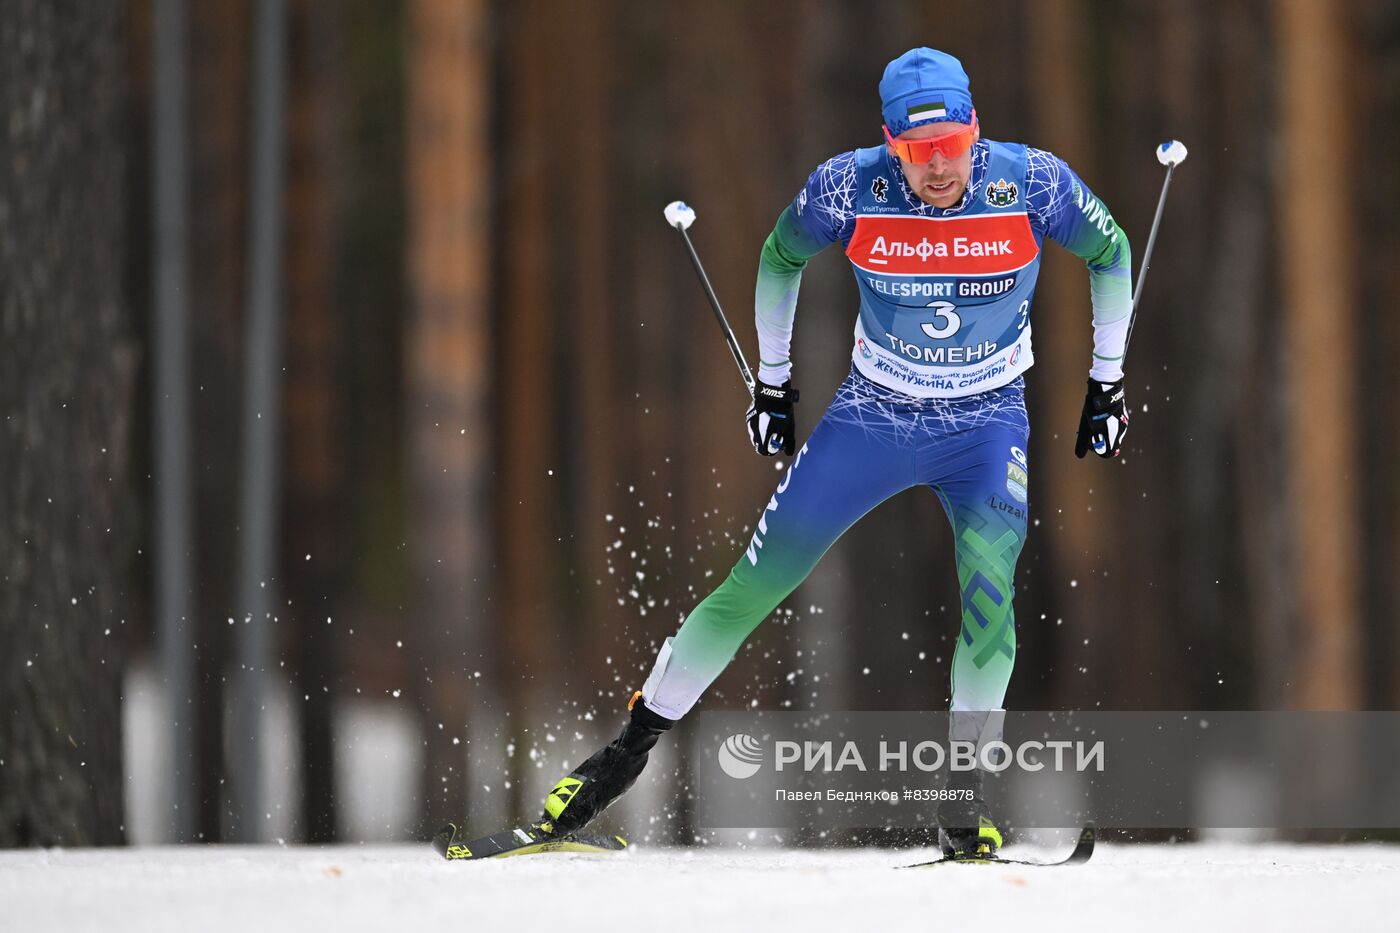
[[537, 48, 1132, 859]]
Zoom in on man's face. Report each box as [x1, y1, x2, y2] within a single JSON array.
[[887, 120, 979, 209]]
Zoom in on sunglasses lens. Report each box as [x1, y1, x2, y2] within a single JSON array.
[[926, 132, 971, 160], [884, 120, 976, 162]]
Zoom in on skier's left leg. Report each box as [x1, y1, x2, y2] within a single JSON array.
[[927, 415, 1030, 857], [943, 457, 1026, 717]]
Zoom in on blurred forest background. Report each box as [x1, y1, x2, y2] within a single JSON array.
[[3, 0, 1400, 848]]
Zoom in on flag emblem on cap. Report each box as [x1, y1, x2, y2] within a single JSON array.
[[907, 99, 947, 123]]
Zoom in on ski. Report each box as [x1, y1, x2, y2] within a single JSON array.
[[901, 823, 1096, 869], [431, 822, 629, 861]]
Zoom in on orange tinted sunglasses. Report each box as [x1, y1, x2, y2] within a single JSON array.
[[883, 110, 979, 162]]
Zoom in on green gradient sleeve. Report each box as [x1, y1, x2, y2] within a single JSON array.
[[1045, 168, 1134, 381], [754, 206, 833, 385]]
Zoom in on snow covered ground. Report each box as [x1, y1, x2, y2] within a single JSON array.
[[3, 839, 1397, 932]]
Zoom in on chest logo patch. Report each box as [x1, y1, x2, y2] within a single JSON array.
[[986, 178, 1019, 207], [871, 176, 889, 203]]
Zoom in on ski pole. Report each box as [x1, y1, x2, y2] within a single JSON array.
[[663, 200, 756, 398], [1125, 140, 1188, 353]]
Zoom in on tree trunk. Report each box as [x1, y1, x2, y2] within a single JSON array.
[[187, 0, 252, 840], [1275, 0, 1361, 709], [283, 0, 344, 842], [1026, 0, 1107, 708], [0, 0, 135, 847], [405, 0, 497, 831]]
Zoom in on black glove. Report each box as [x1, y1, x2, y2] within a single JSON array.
[[1074, 378, 1128, 459], [746, 380, 799, 456]]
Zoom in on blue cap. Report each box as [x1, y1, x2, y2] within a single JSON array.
[[880, 48, 974, 136]]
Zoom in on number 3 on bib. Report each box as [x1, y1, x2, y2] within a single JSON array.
[[920, 301, 961, 339]]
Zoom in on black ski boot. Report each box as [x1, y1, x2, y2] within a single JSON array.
[[937, 769, 1004, 859], [537, 698, 675, 837]]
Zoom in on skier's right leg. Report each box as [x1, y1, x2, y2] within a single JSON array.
[[541, 379, 914, 835]]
